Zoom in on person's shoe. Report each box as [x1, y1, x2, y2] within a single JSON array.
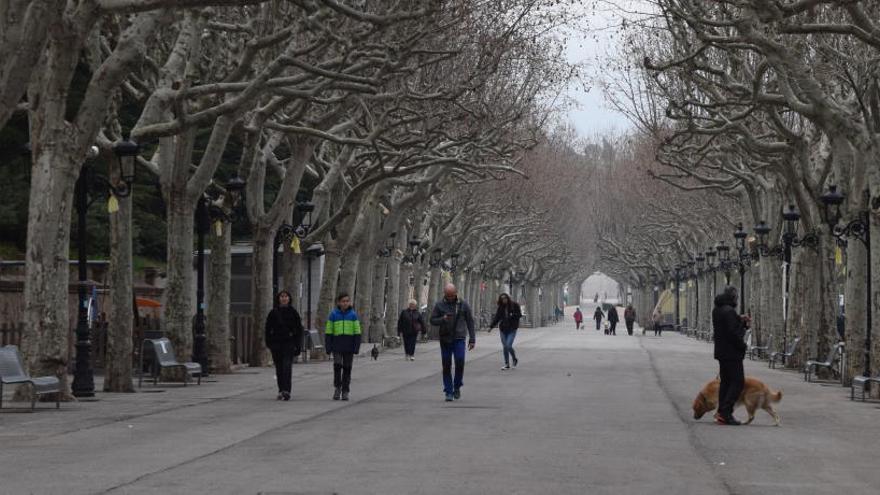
[[277, 393, 283, 401], [501, 365, 511, 371], [714, 413, 741, 426], [333, 387, 341, 401], [453, 389, 461, 400], [341, 391, 350, 401], [282, 391, 291, 401], [445, 393, 454, 402], [512, 357, 519, 368]]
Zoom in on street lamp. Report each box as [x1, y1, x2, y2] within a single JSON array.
[[733, 223, 751, 314], [695, 254, 705, 328], [450, 253, 460, 273], [303, 243, 325, 340], [192, 175, 246, 374], [71, 141, 140, 397], [778, 204, 819, 360], [673, 264, 682, 331], [821, 185, 872, 377], [429, 248, 442, 268], [403, 237, 422, 264], [716, 241, 731, 285], [273, 199, 316, 297], [378, 232, 397, 258]]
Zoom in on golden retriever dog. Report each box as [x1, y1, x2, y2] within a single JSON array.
[[692, 376, 782, 426]]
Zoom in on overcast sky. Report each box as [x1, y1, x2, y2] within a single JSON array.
[[561, 5, 636, 137]]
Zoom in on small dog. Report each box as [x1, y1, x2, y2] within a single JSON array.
[[692, 376, 783, 426], [370, 344, 379, 360]]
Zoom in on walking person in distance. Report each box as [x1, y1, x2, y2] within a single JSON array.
[[607, 306, 619, 335], [573, 307, 583, 330], [712, 286, 749, 425], [430, 284, 476, 402], [624, 305, 636, 336], [489, 293, 522, 370], [325, 293, 362, 401], [593, 306, 604, 331], [397, 299, 425, 361], [265, 290, 304, 401]]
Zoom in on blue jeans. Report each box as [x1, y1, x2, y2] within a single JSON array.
[[440, 339, 466, 395], [500, 330, 517, 365]]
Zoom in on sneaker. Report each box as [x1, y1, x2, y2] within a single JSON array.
[[512, 357, 519, 368], [277, 393, 283, 401], [341, 391, 350, 401], [410, 355, 415, 361], [501, 365, 511, 371], [445, 394, 454, 402], [453, 389, 461, 400], [282, 391, 291, 401], [333, 388, 341, 401]]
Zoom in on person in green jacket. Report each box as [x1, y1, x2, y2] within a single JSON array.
[[325, 293, 362, 401]]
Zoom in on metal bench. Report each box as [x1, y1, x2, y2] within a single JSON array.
[[748, 334, 772, 360], [804, 342, 844, 383], [138, 338, 202, 387], [769, 337, 801, 369], [851, 374, 880, 401], [0, 345, 61, 411]]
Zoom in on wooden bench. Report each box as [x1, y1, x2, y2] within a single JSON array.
[[0, 345, 61, 411], [769, 337, 801, 369], [138, 338, 202, 387], [804, 342, 844, 383]]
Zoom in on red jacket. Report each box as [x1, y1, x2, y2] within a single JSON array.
[[573, 310, 583, 322]]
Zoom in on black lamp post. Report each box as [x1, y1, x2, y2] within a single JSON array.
[[71, 140, 139, 397], [303, 243, 325, 334], [192, 175, 246, 374], [450, 253, 460, 274], [516, 270, 527, 301], [734, 222, 751, 314], [272, 199, 315, 297], [403, 237, 422, 265], [705, 247, 717, 298], [821, 185, 872, 377], [777, 204, 819, 358], [695, 254, 705, 328], [378, 232, 396, 258], [673, 264, 682, 331], [716, 241, 731, 285]]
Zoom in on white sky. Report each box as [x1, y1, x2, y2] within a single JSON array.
[[560, 4, 637, 137]]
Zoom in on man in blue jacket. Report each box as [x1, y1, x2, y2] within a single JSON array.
[[430, 284, 476, 402]]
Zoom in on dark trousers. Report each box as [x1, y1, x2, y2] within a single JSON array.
[[575, 320, 582, 329], [440, 339, 466, 395], [717, 359, 745, 418], [609, 321, 617, 335], [654, 323, 662, 336], [402, 333, 417, 356], [595, 319, 601, 330], [333, 352, 354, 392], [270, 347, 294, 394], [625, 320, 634, 335]]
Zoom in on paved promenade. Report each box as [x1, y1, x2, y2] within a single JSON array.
[[1, 323, 878, 494]]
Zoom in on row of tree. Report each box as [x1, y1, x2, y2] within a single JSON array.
[[590, 0, 880, 386]]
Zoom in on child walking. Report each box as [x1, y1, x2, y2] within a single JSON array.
[[325, 293, 362, 401]]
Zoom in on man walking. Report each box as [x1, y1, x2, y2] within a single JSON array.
[[573, 307, 583, 330], [607, 306, 619, 335], [430, 284, 476, 402], [712, 286, 749, 425], [624, 305, 636, 336]]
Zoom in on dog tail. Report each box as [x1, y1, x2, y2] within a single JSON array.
[[772, 389, 783, 402]]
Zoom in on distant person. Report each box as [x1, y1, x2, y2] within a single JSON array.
[[489, 293, 522, 370], [573, 307, 584, 330], [593, 306, 604, 331], [265, 291, 304, 401], [652, 310, 662, 336], [430, 284, 476, 402], [836, 307, 845, 340], [607, 306, 619, 335], [624, 305, 636, 336], [325, 293, 362, 401], [397, 299, 425, 361], [712, 286, 749, 426]]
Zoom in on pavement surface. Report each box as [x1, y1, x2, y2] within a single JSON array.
[[2, 320, 879, 495]]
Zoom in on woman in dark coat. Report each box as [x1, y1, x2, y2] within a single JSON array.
[[397, 298, 425, 361], [265, 290, 304, 401], [489, 293, 523, 370], [593, 306, 604, 331], [607, 306, 619, 335]]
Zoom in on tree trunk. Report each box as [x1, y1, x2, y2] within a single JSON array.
[[207, 222, 232, 374], [20, 147, 78, 400], [316, 237, 342, 342], [104, 165, 135, 393], [162, 191, 196, 365], [249, 228, 274, 366], [355, 246, 375, 343]]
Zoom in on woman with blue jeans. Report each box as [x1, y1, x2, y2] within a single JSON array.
[[489, 293, 523, 370]]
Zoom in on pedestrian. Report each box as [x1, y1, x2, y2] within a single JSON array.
[[397, 299, 425, 361], [489, 293, 522, 370], [624, 305, 636, 336], [607, 306, 619, 335], [430, 284, 476, 402], [325, 293, 362, 401], [593, 306, 604, 331], [712, 286, 749, 425], [652, 310, 663, 336], [264, 290, 304, 401], [573, 307, 583, 330]]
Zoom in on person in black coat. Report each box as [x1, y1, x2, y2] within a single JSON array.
[[265, 291, 304, 401], [489, 293, 523, 370], [712, 286, 749, 425], [397, 299, 425, 361], [607, 306, 619, 335], [593, 307, 604, 331]]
